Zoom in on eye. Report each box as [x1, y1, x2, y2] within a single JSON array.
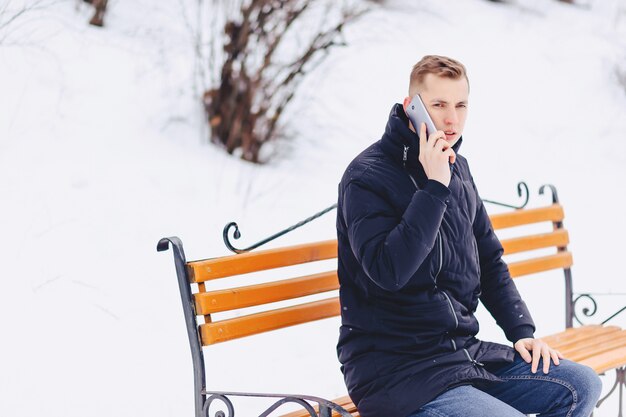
[[457, 103, 467, 108], [433, 103, 443, 108]]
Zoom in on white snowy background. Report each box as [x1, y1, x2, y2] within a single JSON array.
[[1, 0, 625, 416]]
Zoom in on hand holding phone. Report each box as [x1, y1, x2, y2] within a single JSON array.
[[418, 121, 456, 186], [405, 94, 455, 183]]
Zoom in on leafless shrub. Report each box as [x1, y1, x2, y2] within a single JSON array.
[[201, 0, 368, 164]]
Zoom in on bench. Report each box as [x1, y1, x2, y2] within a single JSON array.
[[157, 186, 626, 417]]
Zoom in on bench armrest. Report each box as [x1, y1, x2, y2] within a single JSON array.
[[201, 390, 353, 417]]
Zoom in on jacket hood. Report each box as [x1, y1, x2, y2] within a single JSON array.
[[379, 103, 463, 171]]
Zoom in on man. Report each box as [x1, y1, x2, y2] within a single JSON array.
[[335, 55, 602, 417]]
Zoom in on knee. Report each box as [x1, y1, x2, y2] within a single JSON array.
[[578, 364, 603, 404], [565, 361, 603, 411]]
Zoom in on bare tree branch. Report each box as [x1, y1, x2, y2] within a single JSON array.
[[202, 0, 369, 163]]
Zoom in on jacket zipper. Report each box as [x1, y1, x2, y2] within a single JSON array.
[[403, 145, 409, 168], [404, 151, 482, 365], [437, 234, 457, 330], [436, 232, 459, 351], [463, 348, 485, 367], [404, 163, 459, 353]]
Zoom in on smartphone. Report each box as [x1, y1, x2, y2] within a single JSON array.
[[405, 94, 436, 141], [406, 94, 454, 172]]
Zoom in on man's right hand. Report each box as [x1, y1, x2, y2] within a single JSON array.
[[418, 122, 456, 187]]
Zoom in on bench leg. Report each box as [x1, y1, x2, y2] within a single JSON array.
[[594, 367, 625, 417]]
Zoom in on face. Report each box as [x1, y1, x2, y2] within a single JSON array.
[[403, 73, 469, 147]]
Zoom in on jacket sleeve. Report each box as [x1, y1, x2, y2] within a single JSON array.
[[342, 178, 450, 292], [472, 179, 536, 343]]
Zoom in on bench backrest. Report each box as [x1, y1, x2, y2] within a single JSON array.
[[171, 203, 573, 349], [188, 240, 340, 345]]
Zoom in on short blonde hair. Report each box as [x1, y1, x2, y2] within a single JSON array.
[[409, 55, 468, 95]]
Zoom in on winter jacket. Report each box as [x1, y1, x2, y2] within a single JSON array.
[[336, 104, 536, 417]]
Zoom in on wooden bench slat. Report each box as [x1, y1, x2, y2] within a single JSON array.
[[540, 325, 599, 347], [194, 271, 339, 315], [565, 332, 626, 362], [490, 204, 564, 230], [508, 251, 573, 278], [199, 298, 340, 345], [557, 328, 625, 354], [187, 240, 338, 283], [541, 325, 617, 349], [578, 345, 626, 374], [539, 324, 601, 342], [501, 229, 569, 255]]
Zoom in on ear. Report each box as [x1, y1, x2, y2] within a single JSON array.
[[402, 96, 412, 112]]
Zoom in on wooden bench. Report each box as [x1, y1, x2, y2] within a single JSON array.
[[157, 188, 625, 417]]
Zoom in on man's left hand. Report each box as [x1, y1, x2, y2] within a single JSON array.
[[514, 338, 564, 374]]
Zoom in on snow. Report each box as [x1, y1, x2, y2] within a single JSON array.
[[1, 0, 625, 416]]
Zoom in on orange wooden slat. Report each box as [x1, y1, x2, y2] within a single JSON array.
[[194, 271, 339, 315], [539, 324, 602, 342], [546, 326, 621, 350], [541, 325, 607, 348], [187, 240, 337, 283], [508, 251, 573, 278], [578, 345, 626, 374], [280, 395, 357, 417], [557, 328, 625, 353], [490, 204, 564, 230], [565, 331, 626, 362], [501, 229, 569, 255], [199, 298, 340, 345]]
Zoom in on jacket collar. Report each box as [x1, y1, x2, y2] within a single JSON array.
[[379, 103, 463, 173]]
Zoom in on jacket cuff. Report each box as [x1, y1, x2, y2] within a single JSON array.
[[507, 325, 535, 343], [423, 179, 451, 204]]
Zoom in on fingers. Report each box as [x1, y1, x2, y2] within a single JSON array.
[[529, 340, 561, 374], [429, 130, 447, 149], [419, 128, 453, 186], [550, 349, 561, 367], [443, 148, 456, 164], [431, 132, 456, 166], [542, 345, 552, 374], [531, 344, 541, 373]]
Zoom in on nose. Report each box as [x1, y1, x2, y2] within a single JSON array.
[[444, 108, 459, 126]]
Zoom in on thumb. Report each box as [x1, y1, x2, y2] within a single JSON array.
[[515, 341, 532, 363]]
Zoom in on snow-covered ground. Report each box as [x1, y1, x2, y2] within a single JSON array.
[[1, 0, 625, 416]]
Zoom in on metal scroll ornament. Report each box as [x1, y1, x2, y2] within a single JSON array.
[[223, 204, 337, 254], [203, 394, 235, 417], [572, 294, 598, 326], [573, 293, 626, 325]]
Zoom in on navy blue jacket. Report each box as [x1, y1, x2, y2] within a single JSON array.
[[336, 104, 535, 417]]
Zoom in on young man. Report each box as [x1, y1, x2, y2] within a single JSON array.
[[335, 55, 602, 417]]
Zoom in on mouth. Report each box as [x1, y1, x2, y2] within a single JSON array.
[[444, 131, 456, 140]]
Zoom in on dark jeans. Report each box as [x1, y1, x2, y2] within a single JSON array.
[[409, 356, 603, 417]]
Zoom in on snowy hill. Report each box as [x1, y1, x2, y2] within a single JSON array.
[[1, 0, 625, 416]]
